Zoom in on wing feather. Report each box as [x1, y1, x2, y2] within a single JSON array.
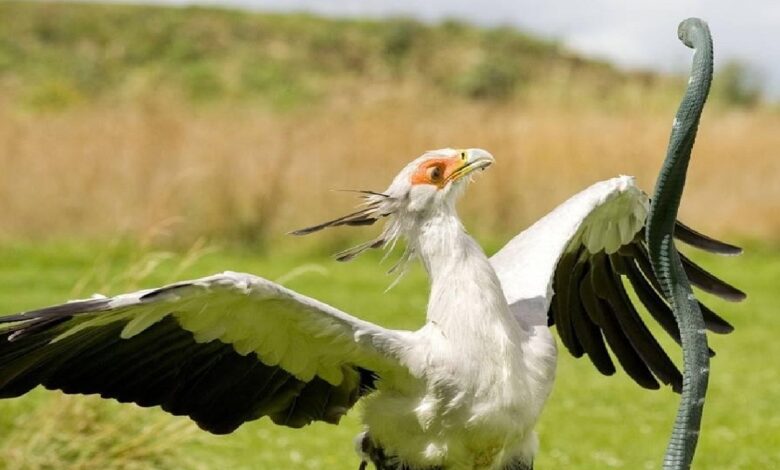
[[601, 254, 682, 391], [631, 242, 735, 334], [550, 249, 583, 356], [569, 250, 615, 374], [580, 264, 659, 389], [679, 251, 746, 301], [675, 221, 742, 255], [491, 176, 743, 390], [0, 272, 412, 433]]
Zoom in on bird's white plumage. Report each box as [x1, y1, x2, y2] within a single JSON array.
[[363, 207, 547, 468]]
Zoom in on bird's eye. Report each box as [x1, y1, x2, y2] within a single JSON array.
[[427, 165, 443, 182], [460, 151, 467, 160]]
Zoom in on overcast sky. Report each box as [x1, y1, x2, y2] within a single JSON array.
[[109, 0, 780, 97]]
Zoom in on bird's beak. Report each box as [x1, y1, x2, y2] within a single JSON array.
[[445, 149, 495, 183]]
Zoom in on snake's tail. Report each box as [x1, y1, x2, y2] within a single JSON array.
[[645, 18, 714, 470]]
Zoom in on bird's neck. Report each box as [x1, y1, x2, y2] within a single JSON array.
[[410, 211, 516, 333], [411, 211, 474, 282]]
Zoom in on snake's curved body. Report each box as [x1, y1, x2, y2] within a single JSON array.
[[646, 18, 714, 470]]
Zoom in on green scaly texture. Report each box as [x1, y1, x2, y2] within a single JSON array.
[[646, 18, 713, 470]]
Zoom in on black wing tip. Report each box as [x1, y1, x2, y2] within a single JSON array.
[[709, 324, 735, 335], [680, 251, 747, 302], [195, 421, 241, 435], [696, 284, 747, 303], [720, 291, 747, 303], [713, 244, 744, 256], [643, 380, 662, 391], [1, 298, 109, 326], [700, 302, 736, 334], [674, 221, 743, 256], [0, 313, 28, 324], [591, 359, 616, 376], [1, 298, 111, 343]]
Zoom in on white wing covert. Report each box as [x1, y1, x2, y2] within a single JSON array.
[[491, 176, 744, 391], [0, 272, 412, 433]]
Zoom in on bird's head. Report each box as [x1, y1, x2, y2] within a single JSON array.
[[292, 148, 494, 262]]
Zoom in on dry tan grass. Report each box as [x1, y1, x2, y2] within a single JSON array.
[[0, 92, 777, 246]]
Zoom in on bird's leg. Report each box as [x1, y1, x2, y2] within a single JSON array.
[[357, 432, 443, 470], [503, 459, 533, 470]]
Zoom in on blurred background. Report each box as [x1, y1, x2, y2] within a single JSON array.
[[0, 1, 777, 469]]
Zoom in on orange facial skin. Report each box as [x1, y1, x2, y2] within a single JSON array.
[[410, 153, 468, 188]]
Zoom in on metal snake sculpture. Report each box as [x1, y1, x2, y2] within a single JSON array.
[[646, 18, 714, 470]]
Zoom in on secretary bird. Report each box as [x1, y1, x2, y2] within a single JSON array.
[[0, 147, 743, 469]]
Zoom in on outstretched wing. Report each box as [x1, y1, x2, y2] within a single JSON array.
[[490, 176, 744, 391], [0, 272, 412, 433]]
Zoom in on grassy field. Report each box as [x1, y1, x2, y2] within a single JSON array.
[[0, 239, 777, 469], [0, 2, 777, 469]]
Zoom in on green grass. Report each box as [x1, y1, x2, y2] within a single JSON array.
[[0, 239, 778, 469]]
